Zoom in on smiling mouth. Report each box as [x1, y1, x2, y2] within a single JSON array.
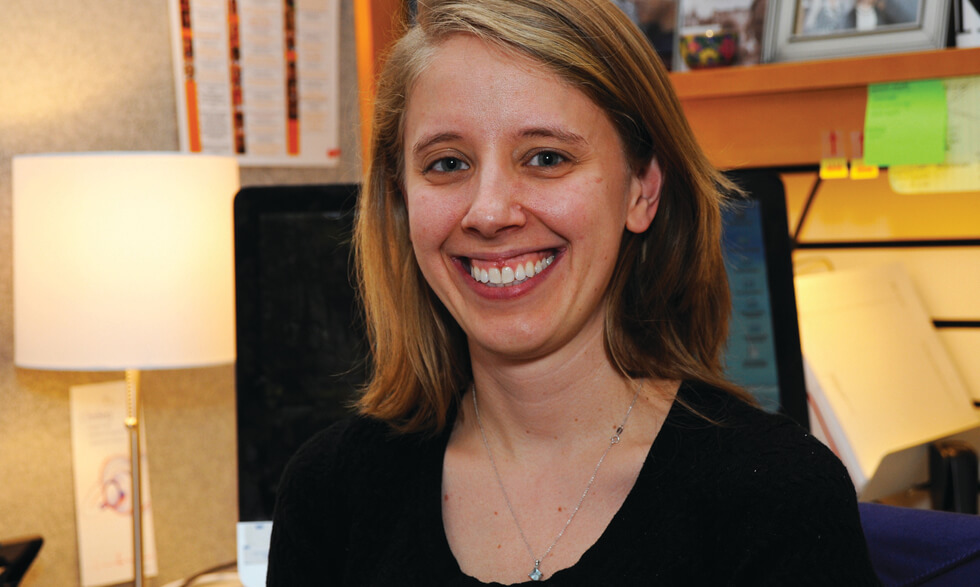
[[465, 252, 556, 287]]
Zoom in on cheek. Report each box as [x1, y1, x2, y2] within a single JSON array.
[[406, 189, 463, 250], [524, 175, 628, 239]]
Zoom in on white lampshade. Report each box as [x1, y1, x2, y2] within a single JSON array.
[[13, 152, 239, 370]]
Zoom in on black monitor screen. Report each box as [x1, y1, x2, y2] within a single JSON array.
[[234, 184, 364, 522]]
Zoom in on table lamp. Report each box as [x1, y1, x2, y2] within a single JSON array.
[[12, 152, 240, 587]]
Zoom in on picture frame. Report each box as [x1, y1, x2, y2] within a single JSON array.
[[764, 1, 951, 63]]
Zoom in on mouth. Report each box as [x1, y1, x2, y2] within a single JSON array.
[[463, 251, 556, 288]]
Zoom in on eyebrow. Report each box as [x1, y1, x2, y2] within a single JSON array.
[[411, 132, 463, 156], [518, 126, 587, 146], [410, 126, 588, 156]]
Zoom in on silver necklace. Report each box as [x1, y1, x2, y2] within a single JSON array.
[[471, 383, 641, 582]]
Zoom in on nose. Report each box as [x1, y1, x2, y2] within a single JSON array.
[[460, 166, 526, 238]]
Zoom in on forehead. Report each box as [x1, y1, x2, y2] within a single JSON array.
[[402, 35, 611, 142], [408, 35, 566, 102]]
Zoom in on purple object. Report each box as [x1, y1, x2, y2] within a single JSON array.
[[859, 502, 980, 586]]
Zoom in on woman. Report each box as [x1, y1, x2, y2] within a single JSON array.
[[268, 0, 880, 584]]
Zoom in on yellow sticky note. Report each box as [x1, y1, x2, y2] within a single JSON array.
[[864, 80, 947, 167]]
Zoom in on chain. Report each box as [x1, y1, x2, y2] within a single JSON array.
[[471, 382, 640, 581]]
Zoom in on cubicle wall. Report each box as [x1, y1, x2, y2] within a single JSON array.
[[0, 2, 363, 586]]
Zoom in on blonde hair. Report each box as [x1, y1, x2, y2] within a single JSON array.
[[354, 0, 746, 433]]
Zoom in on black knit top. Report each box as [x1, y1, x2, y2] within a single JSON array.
[[267, 381, 881, 585]]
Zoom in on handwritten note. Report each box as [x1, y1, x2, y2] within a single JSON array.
[[887, 76, 980, 194], [864, 80, 947, 167], [945, 76, 980, 165], [890, 163, 980, 194], [70, 381, 158, 587]]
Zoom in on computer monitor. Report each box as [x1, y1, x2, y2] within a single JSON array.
[[234, 183, 363, 522], [233, 184, 363, 585], [721, 170, 809, 429]]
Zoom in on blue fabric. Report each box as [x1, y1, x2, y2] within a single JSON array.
[[860, 502, 980, 586]]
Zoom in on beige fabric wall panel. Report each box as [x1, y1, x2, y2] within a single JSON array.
[[0, 1, 361, 586]]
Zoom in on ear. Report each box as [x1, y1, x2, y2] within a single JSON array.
[[625, 157, 663, 234]]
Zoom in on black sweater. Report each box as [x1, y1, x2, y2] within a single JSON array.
[[268, 382, 881, 585]]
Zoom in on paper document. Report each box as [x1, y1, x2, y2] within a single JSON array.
[[885, 76, 980, 193], [70, 381, 158, 587], [889, 162, 980, 194], [864, 80, 947, 167], [796, 264, 980, 499]]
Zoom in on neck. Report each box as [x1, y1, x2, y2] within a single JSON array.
[[464, 328, 640, 454]]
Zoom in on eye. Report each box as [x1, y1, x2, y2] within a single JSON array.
[[427, 156, 470, 173], [527, 151, 566, 168]]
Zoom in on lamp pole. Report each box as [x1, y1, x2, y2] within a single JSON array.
[[124, 369, 144, 587]]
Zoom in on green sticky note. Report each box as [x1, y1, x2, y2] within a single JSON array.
[[864, 80, 947, 167]]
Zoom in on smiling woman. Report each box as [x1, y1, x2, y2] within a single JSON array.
[[266, 1, 883, 585], [402, 34, 661, 365]]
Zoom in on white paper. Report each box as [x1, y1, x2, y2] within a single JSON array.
[[237, 521, 271, 587], [169, 0, 341, 166], [888, 75, 980, 194], [795, 264, 980, 498], [888, 162, 980, 194], [70, 381, 158, 587]]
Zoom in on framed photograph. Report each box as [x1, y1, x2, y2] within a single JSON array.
[[674, 0, 769, 70], [616, 0, 680, 69], [764, 1, 951, 63]]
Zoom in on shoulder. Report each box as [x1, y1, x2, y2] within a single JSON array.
[[268, 415, 444, 585], [661, 382, 879, 584], [667, 381, 856, 505], [278, 414, 429, 495]]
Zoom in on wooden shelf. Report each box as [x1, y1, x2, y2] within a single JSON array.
[[669, 47, 980, 169], [357, 2, 980, 172]]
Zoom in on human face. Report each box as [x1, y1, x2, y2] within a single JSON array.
[[403, 35, 659, 363]]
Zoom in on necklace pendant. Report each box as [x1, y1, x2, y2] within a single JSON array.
[[529, 561, 543, 581]]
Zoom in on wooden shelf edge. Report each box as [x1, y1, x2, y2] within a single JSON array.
[[670, 47, 980, 100]]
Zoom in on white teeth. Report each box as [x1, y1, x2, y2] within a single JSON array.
[[469, 254, 555, 287]]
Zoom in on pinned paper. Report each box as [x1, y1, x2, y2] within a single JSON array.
[[944, 76, 980, 166], [70, 381, 158, 587], [864, 80, 947, 167], [886, 77, 980, 194], [889, 163, 980, 194]]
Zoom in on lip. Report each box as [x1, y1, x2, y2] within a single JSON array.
[[452, 247, 563, 299]]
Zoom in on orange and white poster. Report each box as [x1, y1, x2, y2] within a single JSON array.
[[169, 0, 341, 166]]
